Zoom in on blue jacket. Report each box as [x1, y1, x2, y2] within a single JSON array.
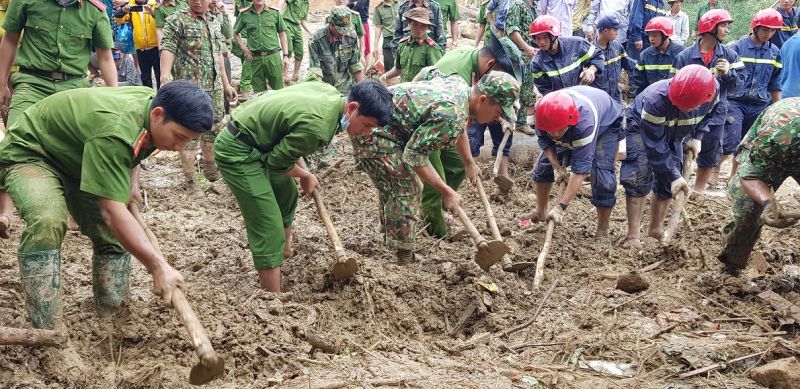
[[593, 37, 635, 102], [487, 0, 513, 30], [780, 33, 800, 98], [531, 36, 606, 95], [769, 7, 799, 49], [627, 0, 668, 45], [728, 36, 782, 105], [629, 79, 719, 181], [630, 40, 685, 96], [673, 42, 745, 126], [536, 86, 623, 174]]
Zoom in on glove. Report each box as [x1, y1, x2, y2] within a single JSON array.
[[579, 67, 596, 85], [554, 165, 569, 186], [546, 205, 565, 225], [715, 59, 730, 76], [762, 201, 799, 229], [670, 177, 689, 199], [684, 139, 701, 158]]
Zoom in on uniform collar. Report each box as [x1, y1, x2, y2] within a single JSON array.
[[690, 41, 723, 59], [144, 99, 152, 133], [746, 35, 770, 49], [470, 50, 480, 83]]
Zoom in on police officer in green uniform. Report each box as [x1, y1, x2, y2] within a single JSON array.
[[372, 0, 399, 71], [0, 81, 213, 330], [279, 0, 310, 83], [215, 79, 393, 292], [380, 7, 443, 83], [234, 0, 290, 92], [155, 0, 187, 44], [308, 6, 364, 95], [160, 0, 236, 184]]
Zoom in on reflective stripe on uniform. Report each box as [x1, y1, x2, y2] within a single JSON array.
[[642, 109, 665, 124], [740, 57, 783, 68], [553, 90, 599, 149], [645, 4, 669, 15], [730, 61, 745, 69], [533, 45, 597, 79], [781, 25, 799, 31], [635, 63, 673, 71], [605, 53, 626, 65], [642, 110, 705, 127]]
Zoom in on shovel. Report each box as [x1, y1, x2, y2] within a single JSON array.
[[661, 149, 695, 245], [474, 176, 511, 271], [492, 128, 514, 192], [296, 160, 358, 280], [451, 204, 509, 271], [128, 203, 225, 385]]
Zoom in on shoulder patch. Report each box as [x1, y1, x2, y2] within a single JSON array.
[[86, 0, 107, 12], [425, 37, 436, 46]]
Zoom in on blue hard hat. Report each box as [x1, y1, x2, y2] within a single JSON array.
[[597, 16, 621, 31]]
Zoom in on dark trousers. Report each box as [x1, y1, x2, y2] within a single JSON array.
[[136, 47, 161, 89]]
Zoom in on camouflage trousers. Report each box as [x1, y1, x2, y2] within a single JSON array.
[[718, 150, 799, 271], [351, 136, 421, 250], [187, 87, 226, 149]]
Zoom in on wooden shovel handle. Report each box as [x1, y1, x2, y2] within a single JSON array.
[[532, 179, 566, 288], [661, 151, 694, 244], [475, 177, 502, 241], [0, 326, 67, 347], [452, 205, 486, 247], [492, 129, 511, 177], [296, 160, 346, 255]]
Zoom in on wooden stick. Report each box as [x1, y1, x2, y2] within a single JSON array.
[[475, 177, 501, 240], [297, 160, 347, 259], [452, 205, 486, 247], [662, 151, 694, 244], [0, 326, 68, 347], [677, 351, 765, 378], [533, 180, 566, 289], [497, 279, 558, 338], [492, 129, 511, 177]]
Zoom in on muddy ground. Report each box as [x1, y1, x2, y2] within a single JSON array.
[[2, 3, 800, 389]]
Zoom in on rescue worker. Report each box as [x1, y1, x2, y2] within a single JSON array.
[[0, 81, 212, 329], [673, 9, 745, 196], [717, 97, 800, 274], [627, 0, 668, 60], [155, 0, 187, 44], [348, 72, 519, 262], [393, 0, 445, 49], [529, 86, 623, 237], [115, 0, 161, 89], [582, 0, 630, 44], [474, 0, 491, 48], [629, 16, 684, 97], [725, 9, 783, 177], [620, 65, 719, 246], [438, 0, 459, 46], [505, 0, 537, 132], [592, 16, 634, 103], [234, 0, 291, 92], [770, 0, 799, 49], [308, 6, 364, 95], [372, 0, 399, 71], [160, 0, 237, 185], [333, 0, 367, 66], [530, 15, 605, 95], [215, 80, 393, 292], [379, 8, 443, 83], [280, 0, 310, 83], [781, 29, 800, 98]]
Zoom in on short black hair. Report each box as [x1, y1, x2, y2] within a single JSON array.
[[478, 46, 494, 58], [348, 79, 394, 126], [152, 80, 214, 133]]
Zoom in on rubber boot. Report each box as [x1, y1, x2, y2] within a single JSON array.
[[18, 250, 61, 329], [199, 158, 220, 182], [92, 253, 132, 317]]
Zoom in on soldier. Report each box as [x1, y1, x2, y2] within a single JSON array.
[[372, 0, 399, 71], [504, 0, 537, 132], [592, 16, 634, 104], [393, 0, 445, 49], [380, 8, 443, 83], [0, 81, 212, 330], [234, 0, 290, 92], [717, 97, 800, 274], [348, 72, 519, 261], [334, 0, 366, 65], [620, 65, 718, 246], [160, 0, 237, 184], [629, 16, 685, 97], [308, 6, 364, 95], [279, 0, 310, 83], [528, 86, 623, 237], [210, 0, 233, 89], [215, 80, 393, 292], [438, 0, 460, 47], [155, 0, 187, 44]]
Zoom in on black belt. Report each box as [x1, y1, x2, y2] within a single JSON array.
[[251, 48, 281, 57], [19, 67, 83, 81], [227, 121, 270, 153]]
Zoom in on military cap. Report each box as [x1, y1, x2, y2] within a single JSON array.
[[477, 71, 521, 123]]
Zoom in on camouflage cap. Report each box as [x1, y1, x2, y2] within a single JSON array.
[[404, 7, 433, 25], [328, 6, 353, 34], [477, 71, 520, 123], [487, 32, 524, 82]]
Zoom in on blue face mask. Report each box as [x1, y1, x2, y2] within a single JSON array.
[[339, 113, 350, 133]]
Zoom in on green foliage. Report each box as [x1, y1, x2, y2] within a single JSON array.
[[680, 0, 779, 43]]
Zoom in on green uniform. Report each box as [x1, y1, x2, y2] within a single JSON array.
[[394, 34, 444, 82], [393, 0, 445, 48], [352, 76, 470, 250], [2, 0, 114, 127], [308, 26, 364, 94], [503, 0, 536, 122], [438, 0, 460, 21], [719, 98, 800, 272], [234, 6, 285, 92], [154, 0, 187, 29], [476, 1, 490, 45], [215, 81, 343, 270], [373, 1, 398, 70], [161, 9, 226, 144], [233, 0, 252, 17], [0, 87, 159, 328], [282, 0, 309, 60]]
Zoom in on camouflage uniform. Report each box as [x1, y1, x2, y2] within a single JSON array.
[[719, 98, 800, 272], [503, 0, 536, 124], [351, 73, 520, 251], [161, 9, 227, 145], [308, 7, 363, 95]]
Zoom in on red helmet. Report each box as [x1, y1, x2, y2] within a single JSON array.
[[529, 15, 562, 37], [668, 65, 717, 111], [697, 9, 733, 35], [750, 8, 783, 31], [535, 91, 579, 132], [645, 16, 675, 36]]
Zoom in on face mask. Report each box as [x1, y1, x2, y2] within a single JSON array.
[[339, 112, 350, 133]]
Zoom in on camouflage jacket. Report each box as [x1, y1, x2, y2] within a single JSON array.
[[308, 26, 363, 94], [737, 97, 800, 181], [505, 0, 537, 47], [161, 10, 225, 92]]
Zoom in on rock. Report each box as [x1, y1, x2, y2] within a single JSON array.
[[616, 272, 650, 293], [267, 298, 284, 316], [749, 358, 800, 389]]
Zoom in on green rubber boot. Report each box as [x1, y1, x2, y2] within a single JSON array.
[[18, 250, 62, 329], [92, 253, 132, 317]]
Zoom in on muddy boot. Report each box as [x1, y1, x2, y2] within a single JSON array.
[[199, 158, 220, 182], [18, 250, 62, 329], [396, 249, 416, 264], [92, 253, 132, 317]]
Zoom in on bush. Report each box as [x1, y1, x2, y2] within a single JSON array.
[[681, 0, 779, 43]]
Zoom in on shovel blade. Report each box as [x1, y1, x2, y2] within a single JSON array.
[[331, 255, 359, 281], [493, 176, 514, 192], [475, 240, 509, 271], [189, 353, 224, 385], [502, 261, 536, 272]]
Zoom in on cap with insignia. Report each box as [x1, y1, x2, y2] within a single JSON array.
[[403, 7, 433, 25], [328, 6, 354, 34], [477, 72, 521, 124]]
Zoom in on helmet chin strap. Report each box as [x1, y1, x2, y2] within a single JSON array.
[[547, 35, 557, 52], [656, 33, 669, 51]]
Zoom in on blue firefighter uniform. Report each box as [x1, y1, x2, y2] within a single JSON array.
[[673, 42, 745, 169], [626, 0, 668, 60], [621, 79, 719, 199], [770, 6, 799, 49], [629, 40, 684, 96], [531, 36, 605, 95], [724, 36, 782, 156], [532, 86, 623, 208], [592, 36, 635, 103]]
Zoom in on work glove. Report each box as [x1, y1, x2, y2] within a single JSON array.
[[546, 205, 565, 225], [762, 200, 798, 229], [684, 139, 701, 158], [554, 165, 569, 186], [579, 67, 596, 85], [715, 59, 730, 76], [670, 177, 689, 199]]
